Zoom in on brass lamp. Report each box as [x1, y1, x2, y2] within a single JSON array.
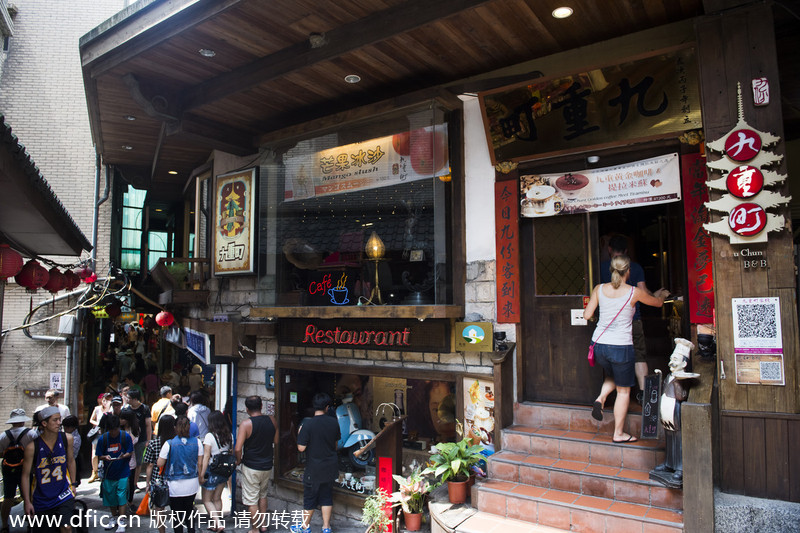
[[365, 231, 385, 304]]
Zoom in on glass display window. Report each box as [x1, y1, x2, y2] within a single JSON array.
[[256, 103, 455, 308]]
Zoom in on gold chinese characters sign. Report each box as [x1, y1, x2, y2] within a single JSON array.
[[479, 48, 701, 163], [213, 168, 257, 276]]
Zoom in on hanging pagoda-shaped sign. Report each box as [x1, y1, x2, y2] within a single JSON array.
[[703, 84, 789, 244]]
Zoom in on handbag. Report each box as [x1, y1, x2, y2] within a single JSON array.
[[589, 286, 634, 366], [150, 466, 169, 508], [208, 434, 236, 478], [87, 426, 100, 439]]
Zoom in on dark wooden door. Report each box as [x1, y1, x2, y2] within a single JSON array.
[[521, 213, 603, 404]]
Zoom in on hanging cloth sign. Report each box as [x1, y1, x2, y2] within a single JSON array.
[[519, 152, 681, 218]]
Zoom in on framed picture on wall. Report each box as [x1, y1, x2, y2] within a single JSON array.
[[212, 167, 258, 276]]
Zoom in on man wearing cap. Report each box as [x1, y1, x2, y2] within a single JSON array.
[[99, 395, 125, 434], [151, 386, 175, 435], [34, 389, 71, 420], [0, 408, 34, 532], [21, 406, 77, 533]]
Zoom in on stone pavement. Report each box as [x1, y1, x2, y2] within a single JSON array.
[[6, 480, 368, 533]]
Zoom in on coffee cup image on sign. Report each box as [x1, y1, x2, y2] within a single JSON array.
[[521, 185, 556, 215], [328, 287, 349, 305], [554, 173, 591, 200]]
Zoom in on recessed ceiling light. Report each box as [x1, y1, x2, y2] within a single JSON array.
[[122, 145, 133, 150], [168, 170, 178, 175], [198, 48, 216, 58], [344, 74, 361, 84], [124, 115, 136, 121], [552, 6, 573, 18], [587, 155, 600, 163], [154, 208, 163, 212]]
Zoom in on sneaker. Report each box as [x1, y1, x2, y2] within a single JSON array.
[[104, 517, 116, 531], [290, 526, 310, 533], [322, 528, 332, 533], [115, 523, 126, 533]]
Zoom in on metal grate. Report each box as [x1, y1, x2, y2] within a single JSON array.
[[534, 216, 586, 295]]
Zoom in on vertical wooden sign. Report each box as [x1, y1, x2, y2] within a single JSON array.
[[495, 181, 520, 323], [681, 153, 715, 323], [378, 456, 393, 532]]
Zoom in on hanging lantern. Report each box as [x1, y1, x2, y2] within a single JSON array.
[[0, 244, 24, 281], [77, 266, 94, 280], [105, 300, 122, 319], [155, 310, 174, 327], [83, 272, 98, 284], [43, 267, 65, 294], [63, 269, 81, 291], [15, 259, 49, 292]]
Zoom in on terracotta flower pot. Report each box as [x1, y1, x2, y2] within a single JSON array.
[[404, 511, 422, 531], [447, 479, 469, 504]]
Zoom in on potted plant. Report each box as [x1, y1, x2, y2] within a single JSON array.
[[361, 488, 392, 533], [422, 421, 484, 504], [390, 467, 431, 531]]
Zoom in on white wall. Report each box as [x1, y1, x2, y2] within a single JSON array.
[[462, 96, 497, 263]]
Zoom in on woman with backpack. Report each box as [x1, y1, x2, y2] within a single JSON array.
[[157, 416, 202, 533], [143, 415, 175, 533], [198, 411, 233, 532]]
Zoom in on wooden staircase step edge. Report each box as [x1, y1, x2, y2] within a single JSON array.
[[476, 483, 684, 528], [489, 451, 674, 489]]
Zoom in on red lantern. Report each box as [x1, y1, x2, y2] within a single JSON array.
[[0, 244, 24, 281], [155, 311, 174, 327], [15, 259, 49, 292], [43, 268, 65, 294], [83, 272, 98, 284], [105, 300, 122, 319], [77, 266, 94, 280], [63, 270, 81, 291]]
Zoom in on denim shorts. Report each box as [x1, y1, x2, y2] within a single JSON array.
[[201, 472, 228, 490], [594, 343, 636, 387]]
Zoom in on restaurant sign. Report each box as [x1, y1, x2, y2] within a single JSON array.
[[479, 48, 700, 163], [520, 153, 680, 217], [277, 318, 451, 353]]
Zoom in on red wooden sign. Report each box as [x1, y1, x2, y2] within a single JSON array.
[[681, 153, 714, 323], [728, 202, 767, 236], [724, 128, 761, 162], [726, 165, 763, 198], [378, 456, 393, 533], [495, 181, 520, 323]]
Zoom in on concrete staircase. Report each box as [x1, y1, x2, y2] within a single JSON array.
[[474, 402, 684, 533]]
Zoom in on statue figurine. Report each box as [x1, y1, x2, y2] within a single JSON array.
[[650, 337, 697, 489]]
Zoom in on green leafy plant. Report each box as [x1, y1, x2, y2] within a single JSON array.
[[422, 420, 483, 483], [389, 467, 431, 514], [361, 488, 392, 533], [166, 262, 189, 287]]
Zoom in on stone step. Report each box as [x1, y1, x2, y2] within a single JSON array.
[[514, 401, 648, 437], [474, 478, 683, 533], [488, 450, 682, 510], [501, 424, 665, 470]]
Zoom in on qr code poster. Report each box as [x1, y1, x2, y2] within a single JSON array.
[[734, 353, 785, 385], [731, 297, 782, 350]]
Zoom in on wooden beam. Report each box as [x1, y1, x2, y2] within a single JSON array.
[[165, 115, 256, 156], [82, 0, 245, 78], [182, 0, 493, 111]]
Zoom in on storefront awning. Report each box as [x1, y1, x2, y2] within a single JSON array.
[[0, 115, 92, 256]]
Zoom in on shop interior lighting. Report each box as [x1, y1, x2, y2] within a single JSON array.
[[198, 48, 216, 58], [552, 6, 574, 18], [344, 74, 362, 84]]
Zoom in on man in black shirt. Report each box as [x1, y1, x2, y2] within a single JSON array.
[[291, 393, 340, 533]]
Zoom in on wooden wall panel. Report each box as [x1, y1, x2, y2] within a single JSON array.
[[696, 2, 798, 414], [720, 413, 800, 503]]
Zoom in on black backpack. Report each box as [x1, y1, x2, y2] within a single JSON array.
[[2, 428, 30, 469], [208, 434, 236, 477]]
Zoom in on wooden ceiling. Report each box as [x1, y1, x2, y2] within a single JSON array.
[[79, 0, 794, 204]]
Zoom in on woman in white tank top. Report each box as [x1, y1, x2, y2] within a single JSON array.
[[583, 255, 668, 443]]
